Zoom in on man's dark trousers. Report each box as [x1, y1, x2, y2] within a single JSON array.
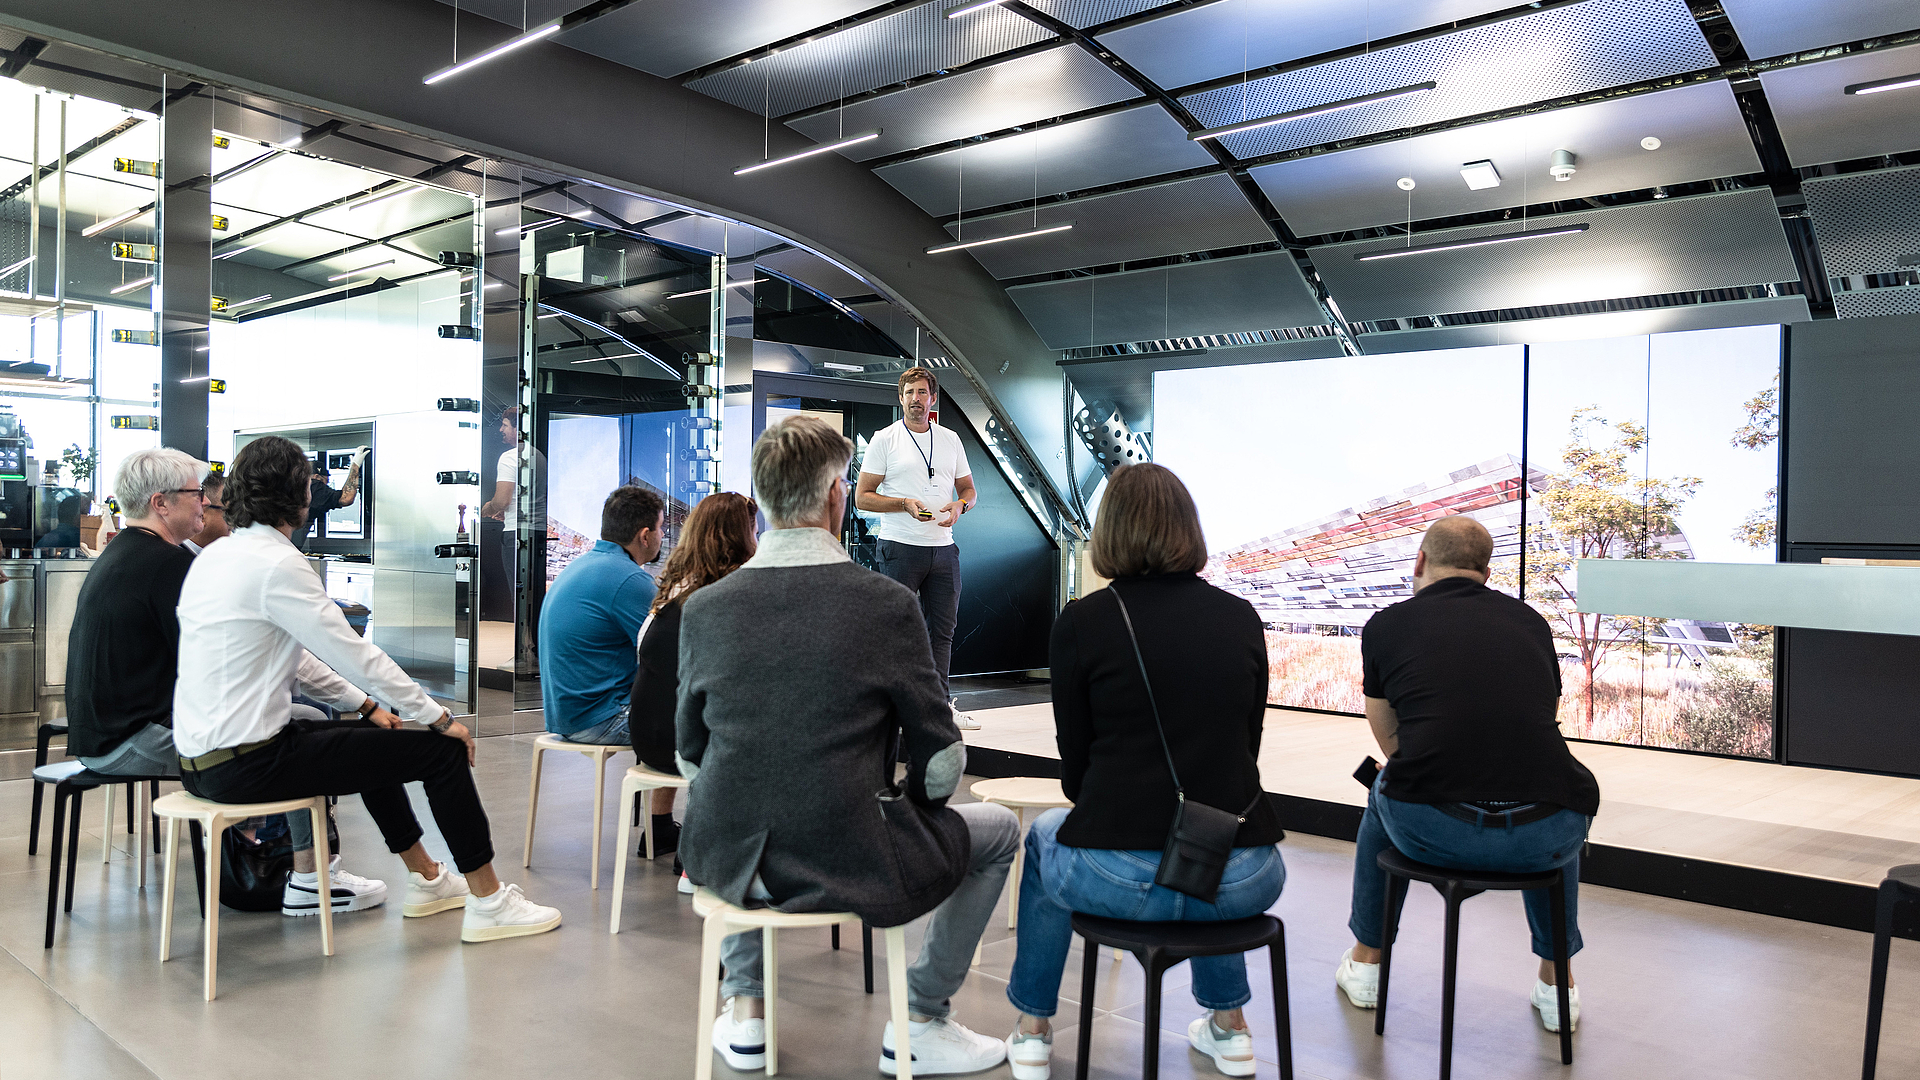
[[875, 539, 961, 700]]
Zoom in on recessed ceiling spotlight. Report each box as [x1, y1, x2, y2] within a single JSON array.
[[1641, 136, 1662, 150], [1396, 177, 1416, 191], [1549, 148, 1577, 182], [1459, 160, 1501, 190]]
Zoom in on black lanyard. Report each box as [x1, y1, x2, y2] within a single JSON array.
[[906, 422, 935, 481]]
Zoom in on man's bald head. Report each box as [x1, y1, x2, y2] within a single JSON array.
[[1420, 515, 1493, 575]]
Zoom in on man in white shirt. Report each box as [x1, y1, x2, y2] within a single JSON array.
[[174, 435, 562, 943], [855, 367, 979, 729]]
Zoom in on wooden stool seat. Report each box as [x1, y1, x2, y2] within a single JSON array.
[[692, 887, 912, 1080], [522, 732, 627, 889], [610, 763, 692, 933], [970, 777, 1072, 934], [153, 790, 333, 1001]]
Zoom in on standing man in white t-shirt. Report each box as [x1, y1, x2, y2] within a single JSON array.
[[856, 366, 981, 729], [481, 406, 547, 620]]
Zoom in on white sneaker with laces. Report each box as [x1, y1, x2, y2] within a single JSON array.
[[460, 882, 562, 942], [880, 1017, 1006, 1076], [403, 863, 470, 917], [1005, 1028, 1053, 1080], [713, 999, 767, 1072], [1530, 979, 1580, 1033], [1335, 946, 1379, 1009], [1187, 1016, 1256, 1077], [678, 872, 696, 895], [282, 864, 386, 916], [950, 700, 980, 731]]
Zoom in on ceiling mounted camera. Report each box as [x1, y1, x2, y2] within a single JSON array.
[[1549, 148, 1577, 182]]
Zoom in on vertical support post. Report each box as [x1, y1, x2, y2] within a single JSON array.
[[158, 79, 211, 459], [53, 98, 64, 376]]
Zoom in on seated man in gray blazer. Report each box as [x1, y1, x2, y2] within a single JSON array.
[[678, 415, 1019, 1078]]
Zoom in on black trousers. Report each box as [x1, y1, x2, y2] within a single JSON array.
[[181, 718, 496, 873], [874, 539, 962, 700]]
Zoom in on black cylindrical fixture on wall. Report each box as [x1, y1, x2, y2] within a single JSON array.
[[158, 77, 211, 460]]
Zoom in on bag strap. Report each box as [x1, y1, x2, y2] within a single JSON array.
[[1110, 585, 1184, 801]]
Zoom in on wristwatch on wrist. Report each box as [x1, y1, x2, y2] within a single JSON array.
[[429, 710, 455, 734], [357, 699, 377, 718]]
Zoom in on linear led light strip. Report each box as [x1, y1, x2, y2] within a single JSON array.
[[1189, 82, 1438, 142], [82, 206, 149, 237], [1353, 222, 1589, 262], [495, 216, 570, 237], [348, 184, 419, 211], [0, 255, 32, 277], [944, 0, 1007, 15], [665, 278, 769, 299], [424, 19, 561, 85], [109, 275, 155, 295], [735, 131, 881, 176], [1845, 72, 1920, 96], [926, 221, 1074, 255], [327, 259, 396, 281]]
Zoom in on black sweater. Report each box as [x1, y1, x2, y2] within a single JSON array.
[[1051, 573, 1284, 850], [64, 527, 195, 757], [629, 599, 683, 774]]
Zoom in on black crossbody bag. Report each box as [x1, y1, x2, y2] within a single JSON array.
[[1111, 586, 1262, 903]]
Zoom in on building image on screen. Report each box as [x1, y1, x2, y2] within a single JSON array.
[[1153, 325, 1780, 758]]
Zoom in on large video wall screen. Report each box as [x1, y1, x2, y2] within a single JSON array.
[[1153, 325, 1781, 757]]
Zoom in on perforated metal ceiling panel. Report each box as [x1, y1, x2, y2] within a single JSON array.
[[940, 172, 1273, 278], [1718, 0, 1920, 59], [1066, 337, 1347, 426], [1760, 43, 1920, 167], [556, 1, 885, 79], [1357, 295, 1810, 352], [785, 45, 1137, 162], [1801, 165, 1920, 277], [1179, 0, 1715, 160], [1095, 0, 1521, 92], [686, 3, 1054, 118], [1249, 80, 1760, 237], [1310, 188, 1797, 322], [1835, 285, 1920, 319], [873, 104, 1214, 215], [1022, 0, 1185, 30], [1007, 251, 1325, 349]]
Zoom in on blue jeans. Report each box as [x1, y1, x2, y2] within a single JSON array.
[[1006, 808, 1286, 1016], [1349, 773, 1590, 960], [556, 703, 631, 746]]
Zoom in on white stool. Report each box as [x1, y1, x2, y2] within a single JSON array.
[[693, 887, 912, 1080], [968, 777, 1122, 963], [154, 791, 333, 1001], [609, 762, 692, 934], [522, 733, 627, 889]]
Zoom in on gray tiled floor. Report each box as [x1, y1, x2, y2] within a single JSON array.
[[3, 731, 1918, 1079]]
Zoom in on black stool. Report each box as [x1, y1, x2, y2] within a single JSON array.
[[36, 762, 190, 949], [1070, 913, 1293, 1080], [1863, 863, 1920, 1079], [28, 722, 158, 855], [1375, 848, 1573, 1080]]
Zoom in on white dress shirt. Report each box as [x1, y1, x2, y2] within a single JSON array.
[[173, 523, 440, 758]]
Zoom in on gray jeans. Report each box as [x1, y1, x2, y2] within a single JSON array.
[[874, 539, 961, 700], [79, 723, 180, 778], [720, 801, 1019, 1018]]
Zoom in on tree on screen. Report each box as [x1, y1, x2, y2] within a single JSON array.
[[1731, 376, 1779, 551], [1522, 407, 1699, 737]]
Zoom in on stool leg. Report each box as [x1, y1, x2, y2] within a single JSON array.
[[1376, 869, 1405, 1036], [134, 784, 146, 890], [29, 726, 52, 856], [160, 815, 180, 962], [125, 781, 136, 833], [1864, 881, 1900, 1080], [1141, 949, 1167, 1080], [1008, 806, 1024, 930], [64, 788, 84, 912], [1439, 888, 1463, 1080], [695, 909, 728, 1080], [1271, 925, 1294, 1080], [151, 781, 162, 854], [641, 784, 655, 861], [886, 925, 912, 1080], [1075, 936, 1100, 1080], [28, 778, 45, 856], [522, 746, 544, 868], [864, 922, 875, 994], [764, 926, 781, 1075], [611, 785, 635, 935], [831, 923, 840, 950], [591, 752, 608, 890], [188, 820, 206, 918], [1549, 874, 1573, 1064], [100, 784, 114, 864], [203, 819, 223, 1001], [43, 785, 68, 949], [310, 803, 335, 958]]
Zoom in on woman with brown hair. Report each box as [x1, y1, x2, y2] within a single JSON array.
[[629, 492, 758, 868], [1002, 463, 1284, 1080]]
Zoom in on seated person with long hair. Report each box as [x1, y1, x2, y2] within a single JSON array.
[[1004, 463, 1286, 1080]]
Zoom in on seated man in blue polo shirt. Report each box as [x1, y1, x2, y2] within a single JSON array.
[[539, 484, 666, 750]]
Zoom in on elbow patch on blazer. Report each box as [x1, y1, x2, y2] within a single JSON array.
[[925, 740, 966, 800], [675, 752, 701, 782]]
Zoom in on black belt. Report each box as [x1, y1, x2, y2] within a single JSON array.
[[178, 729, 284, 773], [1435, 801, 1563, 827]]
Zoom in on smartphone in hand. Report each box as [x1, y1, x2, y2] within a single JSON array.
[[1353, 756, 1381, 789]]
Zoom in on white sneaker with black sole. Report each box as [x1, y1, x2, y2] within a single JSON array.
[[713, 1000, 767, 1072], [282, 864, 386, 916], [1187, 1016, 1257, 1077], [880, 1016, 1006, 1076], [403, 863, 470, 917], [460, 882, 562, 942]]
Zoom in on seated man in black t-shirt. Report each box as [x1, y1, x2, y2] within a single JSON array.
[[1333, 515, 1601, 1035]]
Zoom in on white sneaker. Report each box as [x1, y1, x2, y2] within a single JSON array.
[[1531, 979, 1580, 1033], [460, 882, 562, 942], [950, 701, 980, 731], [1335, 946, 1379, 1009], [880, 1017, 1006, 1076], [1006, 1028, 1052, 1080], [282, 865, 386, 916], [1187, 1016, 1256, 1077], [403, 863, 470, 917], [713, 1000, 767, 1072], [678, 872, 696, 895]]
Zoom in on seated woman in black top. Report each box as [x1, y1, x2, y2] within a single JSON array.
[[629, 492, 757, 866], [1005, 464, 1284, 1080]]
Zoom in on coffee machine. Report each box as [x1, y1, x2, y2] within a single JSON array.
[[0, 407, 30, 549]]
